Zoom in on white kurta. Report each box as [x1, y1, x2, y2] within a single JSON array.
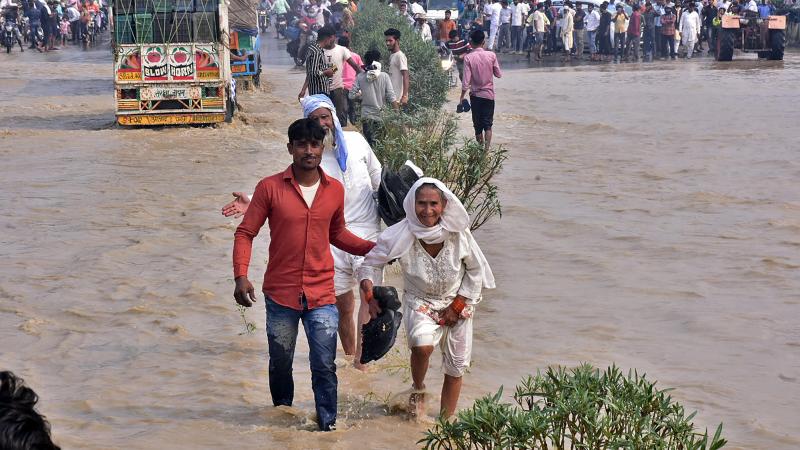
[[359, 230, 487, 376]]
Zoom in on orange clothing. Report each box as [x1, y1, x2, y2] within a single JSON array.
[[438, 19, 457, 40], [233, 166, 375, 310]]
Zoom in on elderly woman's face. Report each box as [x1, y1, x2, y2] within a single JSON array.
[[415, 186, 446, 228]]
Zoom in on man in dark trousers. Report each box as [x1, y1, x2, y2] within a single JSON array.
[[232, 118, 375, 431], [459, 29, 502, 151]]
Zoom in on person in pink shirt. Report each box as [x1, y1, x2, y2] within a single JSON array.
[[338, 36, 363, 127], [459, 29, 502, 151]]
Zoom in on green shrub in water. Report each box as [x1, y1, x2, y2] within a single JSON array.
[[372, 108, 507, 231], [419, 363, 727, 450], [350, 0, 449, 112]]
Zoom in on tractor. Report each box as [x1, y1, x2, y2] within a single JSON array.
[[715, 13, 786, 61]]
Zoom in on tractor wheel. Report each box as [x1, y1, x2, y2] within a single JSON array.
[[768, 29, 785, 61], [717, 29, 734, 61]]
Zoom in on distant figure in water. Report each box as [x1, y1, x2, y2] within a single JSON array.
[[358, 178, 495, 419], [459, 30, 502, 152], [0, 371, 61, 450]]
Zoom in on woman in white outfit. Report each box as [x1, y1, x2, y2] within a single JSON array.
[[358, 178, 495, 418]]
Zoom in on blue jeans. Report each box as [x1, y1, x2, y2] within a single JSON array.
[[587, 30, 597, 54], [266, 296, 339, 431]]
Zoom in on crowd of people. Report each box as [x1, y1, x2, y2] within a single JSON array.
[[0, 0, 106, 52], [389, 0, 782, 62]]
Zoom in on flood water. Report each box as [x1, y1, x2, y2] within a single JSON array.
[[1, 36, 799, 449]]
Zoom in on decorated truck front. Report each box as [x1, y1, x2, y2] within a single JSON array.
[[112, 0, 233, 125]]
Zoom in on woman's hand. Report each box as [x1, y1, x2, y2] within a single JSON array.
[[439, 307, 460, 327], [360, 279, 381, 319]]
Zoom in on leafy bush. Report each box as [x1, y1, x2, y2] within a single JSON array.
[[350, 0, 449, 112], [419, 364, 728, 450], [372, 108, 507, 231]]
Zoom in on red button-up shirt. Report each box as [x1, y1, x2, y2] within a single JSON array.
[[233, 165, 375, 310]]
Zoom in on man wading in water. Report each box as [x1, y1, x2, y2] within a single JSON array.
[[223, 96, 384, 371], [460, 29, 502, 151], [231, 118, 375, 431]]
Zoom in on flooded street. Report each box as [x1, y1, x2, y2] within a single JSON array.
[[1, 37, 799, 449]]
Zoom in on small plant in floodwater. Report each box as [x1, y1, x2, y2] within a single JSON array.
[[341, 391, 392, 420], [419, 363, 728, 450], [236, 304, 256, 335]]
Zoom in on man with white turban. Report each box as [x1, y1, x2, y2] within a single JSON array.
[[222, 94, 383, 367], [358, 178, 495, 419]]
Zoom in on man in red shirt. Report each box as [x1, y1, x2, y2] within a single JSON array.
[[232, 118, 375, 431]]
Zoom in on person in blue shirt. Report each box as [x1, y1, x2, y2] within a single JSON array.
[[757, 0, 773, 18]]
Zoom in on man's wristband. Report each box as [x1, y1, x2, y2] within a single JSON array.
[[450, 297, 467, 315]]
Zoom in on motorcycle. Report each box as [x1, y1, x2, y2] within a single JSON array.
[[83, 12, 96, 48], [258, 8, 269, 33], [3, 17, 20, 53], [438, 43, 457, 88], [276, 13, 287, 39], [285, 22, 316, 66]]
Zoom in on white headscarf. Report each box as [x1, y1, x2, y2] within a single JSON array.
[[367, 177, 495, 289]]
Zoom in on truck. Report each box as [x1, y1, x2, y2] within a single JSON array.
[[228, 0, 262, 89], [111, 0, 235, 126], [716, 13, 786, 61]]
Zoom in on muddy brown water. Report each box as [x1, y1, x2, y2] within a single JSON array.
[[1, 37, 799, 449]]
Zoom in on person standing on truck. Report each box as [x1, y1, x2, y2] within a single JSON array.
[[321, 26, 363, 126], [298, 26, 335, 100]]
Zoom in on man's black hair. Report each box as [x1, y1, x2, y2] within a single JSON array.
[[384, 28, 401, 39], [337, 36, 350, 47], [364, 49, 381, 65], [470, 29, 485, 46], [288, 118, 326, 144], [318, 25, 336, 40], [0, 371, 61, 450], [448, 29, 458, 39]]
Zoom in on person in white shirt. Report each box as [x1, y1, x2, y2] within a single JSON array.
[[745, 0, 758, 12], [487, 0, 502, 50], [510, 0, 529, 54], [528, 2, 550, 60], [358, 178, 495, 419], [586, 3, 601, 60], [482, 0, 494, 29], [414, 12, 433, 41], [385, 28, 410, 105], [496, 0, 512, 51], [679, 2, 701, 58], [560, 3, 575, 61], [221, 96, 383, 368], [323, 39, 364, 129]]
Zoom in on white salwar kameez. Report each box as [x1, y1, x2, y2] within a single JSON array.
[[357, 177, 494, 377]]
